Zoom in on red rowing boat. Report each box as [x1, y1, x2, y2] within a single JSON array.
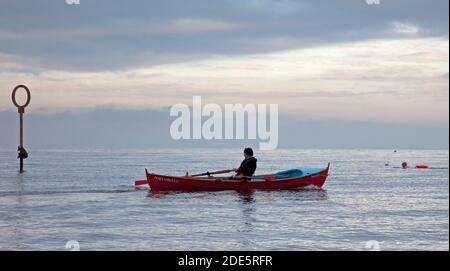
[[137, 163, 330, 191]]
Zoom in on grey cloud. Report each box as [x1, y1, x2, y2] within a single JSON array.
[[0, 0, 448, 71]]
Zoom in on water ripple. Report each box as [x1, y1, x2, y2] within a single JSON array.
[[0, 149, 448, 250]]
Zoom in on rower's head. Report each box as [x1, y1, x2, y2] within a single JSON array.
[[243, 147, 254, 159]]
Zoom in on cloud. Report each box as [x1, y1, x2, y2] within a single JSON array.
[[0, 18, 239, 40], [391, 22, 422, 35], [164, 18, 239, 34], [0, 52, 30, 71], [0, 37, 447, 125], [0, 0, 448, 71], [0, 1, 447, 129]]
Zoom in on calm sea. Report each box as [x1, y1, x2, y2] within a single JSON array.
[[0, 149, 448, 251]]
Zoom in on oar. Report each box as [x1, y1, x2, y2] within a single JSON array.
[[134, 180, 148, 186], [189, 169, 235, 177]]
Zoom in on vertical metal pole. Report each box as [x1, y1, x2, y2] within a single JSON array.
[[12, 85, 31, 173], [19, 111, 24, 172]]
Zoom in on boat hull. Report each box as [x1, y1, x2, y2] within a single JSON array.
[[146, 164, 330, 191]]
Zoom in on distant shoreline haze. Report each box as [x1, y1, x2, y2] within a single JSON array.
[[0, 109, 448, 150]]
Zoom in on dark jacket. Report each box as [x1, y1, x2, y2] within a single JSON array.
[[236, 157, 257, 177]]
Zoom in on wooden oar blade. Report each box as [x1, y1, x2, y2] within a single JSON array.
[[134, 180, 148, 186]]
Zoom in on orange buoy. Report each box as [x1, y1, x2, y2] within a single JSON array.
[[416, 164, 429, 169]]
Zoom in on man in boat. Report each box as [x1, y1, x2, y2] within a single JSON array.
[[233, 148, 257, 180]]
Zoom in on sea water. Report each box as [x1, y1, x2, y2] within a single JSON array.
[[0, 149, 448, 250]]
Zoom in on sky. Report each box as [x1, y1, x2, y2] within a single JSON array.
[[0, 0, 448, 149]]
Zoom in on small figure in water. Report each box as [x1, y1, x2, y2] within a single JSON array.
[[402, 161, 408, 169], [233, 148, 257, 180]]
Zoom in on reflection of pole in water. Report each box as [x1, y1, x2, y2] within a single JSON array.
[[11, 172, 26, 249], [237, 190, 255, 204], [236, 190, 256, 232]]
